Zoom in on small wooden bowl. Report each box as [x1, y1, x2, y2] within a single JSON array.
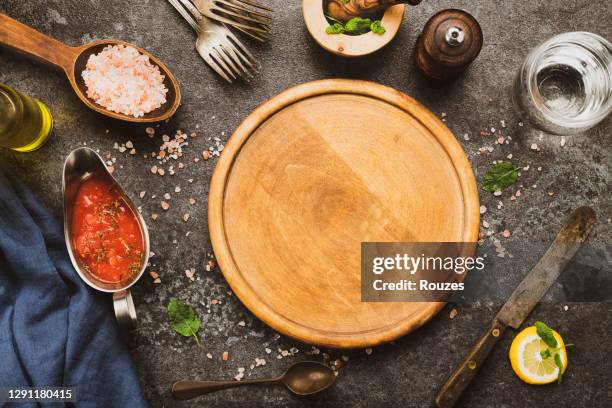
[[303, 0, 404, 57]]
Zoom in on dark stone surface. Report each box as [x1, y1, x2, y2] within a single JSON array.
[[0, 1, 610, 407]]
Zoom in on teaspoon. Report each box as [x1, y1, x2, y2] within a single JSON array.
[[172, 361, 336, 399]]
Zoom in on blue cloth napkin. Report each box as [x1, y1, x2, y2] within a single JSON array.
[[0, 166, 148, 408]]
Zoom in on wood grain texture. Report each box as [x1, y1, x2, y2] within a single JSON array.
[[209, 79, 479, 348], [302, 0, 404, 57], [0, 13, 180, 123]]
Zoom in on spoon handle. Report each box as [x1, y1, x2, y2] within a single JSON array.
[[0, 13, 77, 72], [172, 378, 280, 400]]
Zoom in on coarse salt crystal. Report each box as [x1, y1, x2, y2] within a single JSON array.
[[81, 45, 167, 118]]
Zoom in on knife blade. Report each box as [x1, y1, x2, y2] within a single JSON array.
[[435, 206, 596, 408], [496, 206, 596, 328]]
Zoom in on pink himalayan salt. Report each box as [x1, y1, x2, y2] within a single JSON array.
[[82, 45, 167, 118]]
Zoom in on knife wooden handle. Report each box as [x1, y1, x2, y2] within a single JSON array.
[[435, 319, 506, 408]]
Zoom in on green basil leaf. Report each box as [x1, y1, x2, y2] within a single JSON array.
[[554, 353, 564, 383], [168, 298, 201, 345], [344, 17, 373, 35], [540, 349, 552, 359], [535, 321, 558, 348], [326, 22, 345, 34], [482, 161, 518, 193], [370, 20, 386, 35]]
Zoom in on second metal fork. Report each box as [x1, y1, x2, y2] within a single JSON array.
[[167, 0, 257, 82]]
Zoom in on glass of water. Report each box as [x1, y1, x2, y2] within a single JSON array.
[[513, 32, 612, 135]]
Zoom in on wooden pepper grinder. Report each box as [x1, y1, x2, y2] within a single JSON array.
[[415, 9, 483, 81], [327, 0, 423, 24]]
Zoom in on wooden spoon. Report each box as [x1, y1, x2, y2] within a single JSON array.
[[0, 13, 181, 123], [326, 0, 422, 23]]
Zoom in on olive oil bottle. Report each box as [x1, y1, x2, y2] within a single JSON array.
[[0, 83, 53, 152]]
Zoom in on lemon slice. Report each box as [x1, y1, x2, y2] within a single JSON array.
[[509, 326, 567, 384]]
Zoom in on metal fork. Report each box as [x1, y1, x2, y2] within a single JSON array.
[[192, 0, 272, 42], [167, 0, 257, 82]]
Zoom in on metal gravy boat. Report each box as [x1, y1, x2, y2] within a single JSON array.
[[63, 147, 150, 329]]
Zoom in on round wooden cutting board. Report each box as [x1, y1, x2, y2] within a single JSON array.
[[209, 79, 479, 348]]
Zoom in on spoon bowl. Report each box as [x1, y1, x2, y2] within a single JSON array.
[[0, 13, 180, 123], [281, 361, 336, 396]]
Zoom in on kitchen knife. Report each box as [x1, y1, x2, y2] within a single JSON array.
[[435, 206, 596, 408]]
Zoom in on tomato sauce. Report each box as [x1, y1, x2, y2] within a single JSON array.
[[71, 177, 144, 283]]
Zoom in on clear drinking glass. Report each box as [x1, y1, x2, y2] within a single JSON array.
[[513, 32, 612, 135]]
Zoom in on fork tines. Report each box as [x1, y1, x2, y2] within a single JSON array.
[[201, 31, 259, 83]]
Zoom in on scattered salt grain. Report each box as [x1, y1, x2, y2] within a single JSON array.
[[185, 268, 196, 281], [255, 357, 266, 366]]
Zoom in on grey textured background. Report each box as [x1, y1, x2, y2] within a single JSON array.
[[0, 0, 611, 407]]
